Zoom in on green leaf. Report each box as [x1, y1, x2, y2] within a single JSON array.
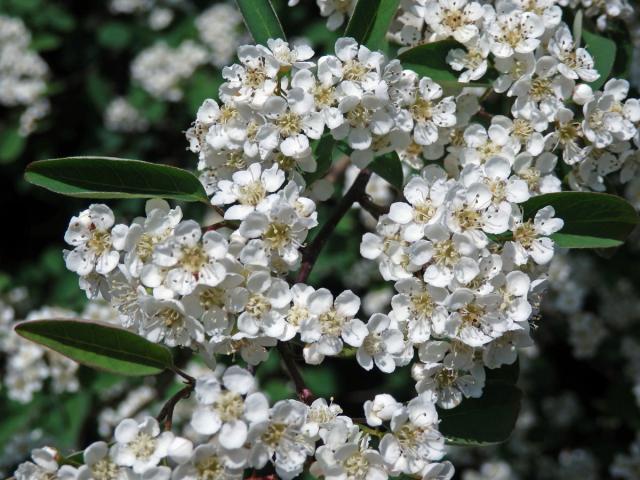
[[399, 40, 498, 88], [521, 192, 639, 249], [439, 382, 522, 446], [344, 0, 400, 50], [25, 157, 209, 203], [97, 22, 132, 50], [368, 151, 403, 189], [0, 126, 26, 163], [234, 0, 285, 45], [582, 29, 616, 91], [15, 319, 174, 376], [305, 135, 335, 184]]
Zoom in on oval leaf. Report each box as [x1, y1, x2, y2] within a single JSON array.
[[582, 29, 616, 91], [235, 0, 285, 45], [439, 382, 522, 446], [368, 151, 404, 189], [344, 0, 400, 50], [521, 192, 639, 248], [15, 319, 174, 376], [25, 157, 209, 203], [399, 40, 498, 88], [305, 135, 335, 184]]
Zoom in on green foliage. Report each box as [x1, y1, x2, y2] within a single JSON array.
[[15, 319, 174, 376], [368, 151, 404, 189], [399, 40, 498, 88], [0, 127, 26, 164], [521, 192, 640, 248], [305, 135, 336, 184], [234, 0, 285, 45], [582, 29, 617, 91], [439, 381, 522, 446], [25, 157, 209, 203], [344, 0, 401, 50]]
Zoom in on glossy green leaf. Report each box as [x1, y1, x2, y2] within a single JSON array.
[[399, 40, 498, 88], [234, 0, 285, 45], [305, 135, 335, 184], [344, 0, 400, 50], [583, 29, 616, 91], [368, 151, 403, 189], [521, 192, 639, 248], [15, 319, 174, 376], [439, 382, 522, 446], [25, 157, 209, 203]]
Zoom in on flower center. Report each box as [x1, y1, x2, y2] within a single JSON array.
[[214, 390, 244, 421], [363, 333, 383, 355], [276, 111, 302, 136], [343, 451, 370, 479], [442, 9, 466, 31], [262, 422, 287, 446], [91, 459, 120, 480], [513, 220, 538, 249], [245, 67, 267, 88], [287, 305, 309, 327], [87, 230, 112, 255], [411, 290, 435, 318], [433, 239, 461, 266], [434, 367, 458, 388], [181, 244, 208, 273], [196, 456, 224, 480], [454, 207, 482, 230], [129, 432, 157, 460], [319, 309, 345, 336], [513, 118, 534, 141], [200, 287, 226, 310], [410, 96, 433, 123], [136, 233, 155, 262], [157, 307, 184, 328], [314, 84, 335, 107], [246, 293, 270, 318], [238, 181, 266, 206], [529, 78, 553, 101], [264, 222, 293, 250], [343, 60, 368, 82], [347, 104, 372, 127], [414, 200, 436, 223], [460, 303, 486, 327]]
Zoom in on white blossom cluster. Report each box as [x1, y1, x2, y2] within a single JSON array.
[[109, 0, 182, 30], [14, 365, 453, 480], [0, 297, 119, 403], [104, 97, 149, 133], [195, 3, 247, 68], [131, 41, 208, 101], [387, 0, 640, 194], [0, 14, 50, 136]]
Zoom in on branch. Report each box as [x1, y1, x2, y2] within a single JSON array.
[[277, 342, 314, 404], [358, 195, 388, 220], [156, 366, 196, 430], [297, 169, 372, 283]]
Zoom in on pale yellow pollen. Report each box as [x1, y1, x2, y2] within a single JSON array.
[[213, 391, 244, 421], [319, 309, 345, 336], [276, 111, 302, 136], [87, 230, 112, 255], [129, 432, 157, 460], [238, 181, 266, 206]]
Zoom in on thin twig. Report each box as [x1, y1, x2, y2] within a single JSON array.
[[296, 169, 372, 283], [277, 342, 314, 404], [156, 385, 194, 431], [173, 366, 196, 385], [358, 195, 388, 220]]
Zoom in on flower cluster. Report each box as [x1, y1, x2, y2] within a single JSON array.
[[104, 96, 149, 133], [0, 14, 50, 136], [196, 3, 247, 68], [14, 366, 453, 480]]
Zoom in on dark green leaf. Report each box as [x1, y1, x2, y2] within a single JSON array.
[[521, 192, 639, 249], [399, 40, 498, 88], [439, 382, 522, 446], [583, 29, 616, 91], [234, 0, 285, 45], [344, 0, 400, 50], [305, 135, 335, 184], [25, 157, 209, 203], [0, 127, 26, 163], [368, 151, 403, 189], [97, 22, 132, 50], [485, 359, 520, 384], [15, 319, 174, 376]]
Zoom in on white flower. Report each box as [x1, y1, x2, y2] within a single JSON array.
[[548, 24, 599, 82], [112, 417, 175, 474], [141, 297, 204, 347], [379, 396, 445, 475], [317, 0, 356, 31], [76, 441, 128, 480], [211, 163, 286, 220], [505, 205, 563, 265], [447, 36, 491, 83], [247, 399, 314, 480], [64, 204, 127, 276], [191, 366, 269, 449], [172, 443, 246, 480], [424, 0, 486, 44], [146, 220, 228, 296], [344, 313, 405, 373], [266, 38, 315, 70], [488, 9, 545, 58], [301, 289, 361, 364], [364, 394, 403, 427], [391, 277, 449, 344]]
